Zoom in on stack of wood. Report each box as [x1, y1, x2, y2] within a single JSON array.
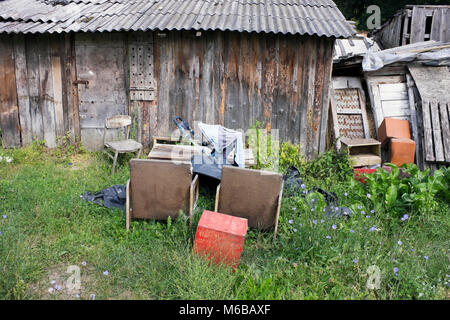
[[148, 137, 255, 168]]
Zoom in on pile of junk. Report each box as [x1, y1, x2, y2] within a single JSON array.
[[82, 117, 352, 225]]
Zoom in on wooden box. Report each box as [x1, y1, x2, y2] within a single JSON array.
[[193, 210, 247, 270], [341, 138, 382, 168]]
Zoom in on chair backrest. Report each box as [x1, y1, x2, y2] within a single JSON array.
[[218, 166, 283, 230], [104, 115, 132, 143], [129, 159, 193, 220], [105, 115, 132, 129]]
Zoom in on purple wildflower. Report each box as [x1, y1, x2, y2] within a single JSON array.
[[350, 229, 355, 233], [288, 220, 294, 224], [103, 270, 109, 276], [424, 256, 429, 261], [2, 215, 6, 219], [332, 224, 337, 230], [366, 194, 371, 199], [398, 240, 403, 246], [81, 261, 87, 266], [353, 259, 358, 263], [293, 228, 298, 233], [326, 235, 331, 239], [393, 267, 399, 276], [401, 214, 409, 221], [301, 184, 306, 190], [312, 220, 317, 225]]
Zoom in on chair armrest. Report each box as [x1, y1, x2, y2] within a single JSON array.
[[189, 174, 200, 222], [126, 179, 131, 231], [214, 184, 221, 212], [273, 180, 284, 241]]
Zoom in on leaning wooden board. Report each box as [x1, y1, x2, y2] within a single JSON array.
[[408, 65, 450, 164]]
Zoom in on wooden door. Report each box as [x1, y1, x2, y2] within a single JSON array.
[[75, 33, 128, 151]]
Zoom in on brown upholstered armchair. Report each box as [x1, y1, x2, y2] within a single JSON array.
[[214, 166, 284, 239], [126, 159, 199, 230]]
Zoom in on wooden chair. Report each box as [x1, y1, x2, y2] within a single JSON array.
[[214, 166, 284, 239], [103, 115, 143, 174], [126, 159, 199, 230]]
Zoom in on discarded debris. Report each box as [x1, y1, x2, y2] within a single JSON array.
[[81, 185, 126, 211]]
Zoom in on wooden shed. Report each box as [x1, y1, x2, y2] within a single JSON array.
[[0, 0, 355, 160], [372, 5, 450, 49]]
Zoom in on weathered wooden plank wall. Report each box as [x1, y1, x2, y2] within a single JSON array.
[[151, 31, 334, 160], [0, 35, 21, 147], [0, 33, 74, 148], [0, 30, 334, 160], [374, 6, 450, 49]]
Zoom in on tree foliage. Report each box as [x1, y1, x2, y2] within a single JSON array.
[[334, 0, 450, 31]]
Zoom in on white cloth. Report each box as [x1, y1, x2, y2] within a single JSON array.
[[198, 123, 245, 168]]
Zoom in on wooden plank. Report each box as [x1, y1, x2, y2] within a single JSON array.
[[369, 84, 384, 131], [406, 74, 420, 166], [440, 102, 450, 162], [13, 35, 32, 146], [378, 83, 409, 101], [349, 154, 382, 167], [430, 100, 445, 162], [422, 100, 435, 162], [381, 100, 411, 117], [26, 36, 44, 141], [0, 35, 21, 147], [411, 6, 426, 43], [329, 89, 341, 150], [401, 12, 410, 46], [64, 34, 79, 141], [50, 36, 65, 140], [430, 8, 442, 41], [38, 35, 57, 148], [318, 38, 333, 155]]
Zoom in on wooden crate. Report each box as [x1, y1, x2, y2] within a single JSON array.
[[341, 137, 382, 168]]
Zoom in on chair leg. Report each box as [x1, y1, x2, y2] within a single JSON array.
[[112, 151, 119, 174], [126, 179, 130, 231]]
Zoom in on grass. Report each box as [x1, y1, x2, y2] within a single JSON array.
[[0, 143, 448, 300]]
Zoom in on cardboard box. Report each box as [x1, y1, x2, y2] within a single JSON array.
[[378, 118, 411, 145], [388, 138, 416, 167]]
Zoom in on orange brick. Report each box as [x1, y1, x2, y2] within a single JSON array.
[[378, 118, 411, 145], [193, 210, 247, 270], [389, 138, 416, 167]]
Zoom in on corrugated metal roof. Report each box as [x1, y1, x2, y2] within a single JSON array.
[[333, 35, 380, 62], [0, 0, 355, 38]]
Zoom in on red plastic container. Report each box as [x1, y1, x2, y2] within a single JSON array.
[[193, 210, 248, 270], [353, 169, 376, 184]]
